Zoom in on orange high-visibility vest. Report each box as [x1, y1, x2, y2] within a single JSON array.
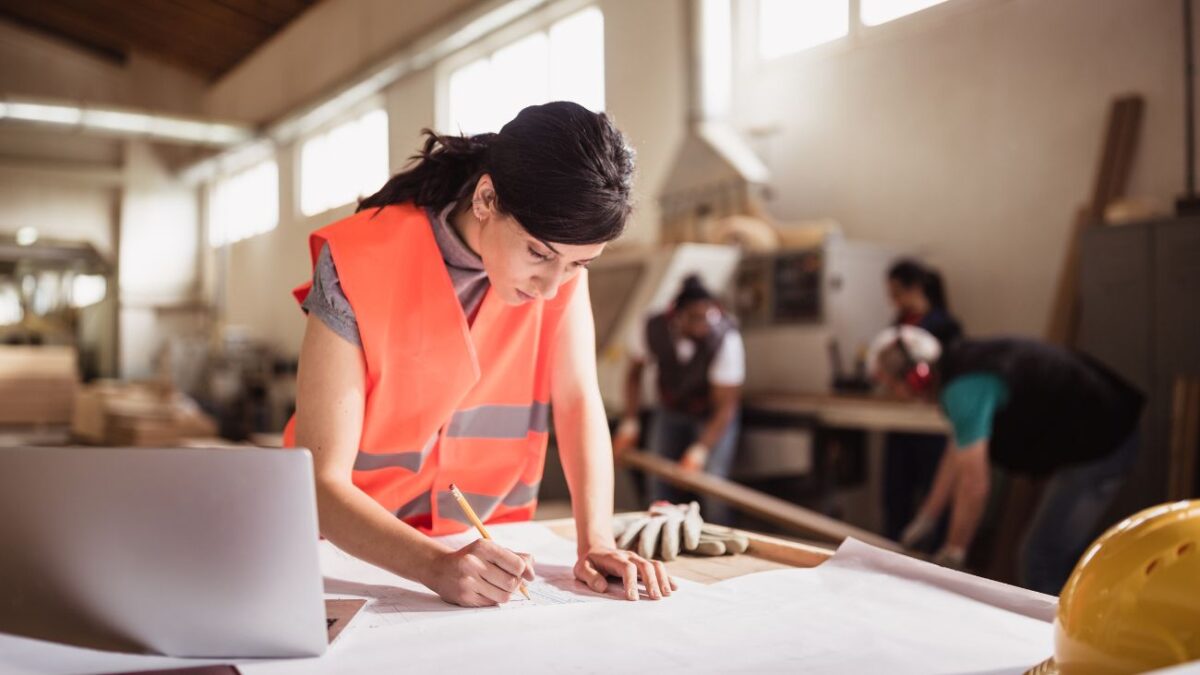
[[282, 203, 579, 536]]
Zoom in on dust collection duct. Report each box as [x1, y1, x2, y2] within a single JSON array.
[[658, 0, 776, 248]]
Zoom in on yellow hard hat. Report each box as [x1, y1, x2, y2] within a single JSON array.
[[1028, 500, 1200, 675]]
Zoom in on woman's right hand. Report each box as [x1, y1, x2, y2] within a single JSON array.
[[424, 539, 535, 607]]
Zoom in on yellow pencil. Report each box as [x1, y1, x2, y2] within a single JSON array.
[[448, 483, 531, 600]]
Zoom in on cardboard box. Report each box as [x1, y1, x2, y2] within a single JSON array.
[[71, 381, 218, 447], [0, 346, 78, 425]]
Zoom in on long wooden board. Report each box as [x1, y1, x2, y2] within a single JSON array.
[[618, 449, 902, 551]]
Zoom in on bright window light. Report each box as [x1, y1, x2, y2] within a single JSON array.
[[31, 271, 58, 316], [699, 0, 732, 119], [446, 7, 605, 135], [549, 7, 605, 114], [209, 160, 279, 247], [861, 0, 952, 26], [758, 0, 849, 60], [300, 109, 389, 217], [70, 274, 107, 308], [0, 283, 22, 325]]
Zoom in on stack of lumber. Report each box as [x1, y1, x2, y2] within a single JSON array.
[[0, 346, 78, 425], [72, 380, 217, 447]]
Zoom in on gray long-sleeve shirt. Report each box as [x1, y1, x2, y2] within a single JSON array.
[[300, 203, 489, 347]]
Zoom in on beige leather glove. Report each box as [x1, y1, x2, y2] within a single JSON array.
[[614, 501, 703, 560], [692, 523, 750, 556], [613, 502, 749, 560]]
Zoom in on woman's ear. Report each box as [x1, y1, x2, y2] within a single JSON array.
[[472, 174, 496, 221]]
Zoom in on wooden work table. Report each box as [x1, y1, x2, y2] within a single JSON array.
[[744, 391, 949, 434], [737, 391, 949, 535]]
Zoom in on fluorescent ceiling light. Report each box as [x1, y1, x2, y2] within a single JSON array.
[[80, 109, 151, 134], [4, 102, 83, 125], [0, 97, 253, 147]]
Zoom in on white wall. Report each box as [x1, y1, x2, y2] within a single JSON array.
[[209, 0, 688, 356], [731, 0, 1184, 337], [0, 166, 117, 254], [0, 17, 207, 378], [119, 141, 202, 378]]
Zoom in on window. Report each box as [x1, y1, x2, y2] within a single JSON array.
[[860, 0, 952, 26], [445, 7, 604, 135], [755, 0, 960, 61], [209, 159, 279, 247], [299, 108, 389, 217], [70, 274, 107, 308], [758, 0, 849, 60], [0, 282, 21, 326]]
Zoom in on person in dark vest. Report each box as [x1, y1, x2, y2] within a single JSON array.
[[612, 275, 744, 524], [882, 259, 965, 542], [868, 326, 1144, 594]]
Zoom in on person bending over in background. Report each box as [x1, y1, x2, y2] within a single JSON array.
[[869, 326, 1143, 594], [613, 275, 744, 525], [882, 259, 965, 542]]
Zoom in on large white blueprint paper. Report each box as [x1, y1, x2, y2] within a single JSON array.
[[827, 537, 1058, 622], [0, 525, 1055, 674], [242, 534, 1056, 675]]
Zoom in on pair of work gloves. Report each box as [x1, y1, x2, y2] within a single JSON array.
[[900, 513, 967, 570], [612, 501, 749, 561]]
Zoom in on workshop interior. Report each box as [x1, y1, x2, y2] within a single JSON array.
[[0, 0, 1198, 673]]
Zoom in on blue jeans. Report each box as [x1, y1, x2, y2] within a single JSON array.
[[883, 431, 946, 542], [645, 408, 741, 525], [1019, 431, 1140, 594]]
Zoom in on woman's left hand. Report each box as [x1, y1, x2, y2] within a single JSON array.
[[574, 546, 676, 601]]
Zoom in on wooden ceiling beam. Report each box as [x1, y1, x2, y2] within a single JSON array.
[[0, 0, 317, 80]]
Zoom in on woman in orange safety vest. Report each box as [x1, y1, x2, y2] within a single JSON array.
[[285, 101, 673, 607]]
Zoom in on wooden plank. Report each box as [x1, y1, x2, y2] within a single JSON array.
[[741, 531, 833, 568], [1047, 96, 1144, 346], [0, 1, 127, 63], [619, 449, 903, 551], [1045, 206, 1093, 348], [1091, 97, 1144, 218]]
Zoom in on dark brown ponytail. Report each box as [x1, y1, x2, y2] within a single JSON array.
[[358, 101, 634, 246]]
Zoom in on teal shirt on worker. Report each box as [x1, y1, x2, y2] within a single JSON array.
[[939, 373, 1010, 449]]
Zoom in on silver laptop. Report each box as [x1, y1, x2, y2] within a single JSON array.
[[0, 446, 327, 658]]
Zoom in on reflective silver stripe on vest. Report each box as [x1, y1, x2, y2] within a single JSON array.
[[436, 480, 540, 525], [437, 488, 501, 525], [501, 480, 540, 507], [353, 432, 438, 472], [394, 490, 432, 520], [446, 402, 550, 439]]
